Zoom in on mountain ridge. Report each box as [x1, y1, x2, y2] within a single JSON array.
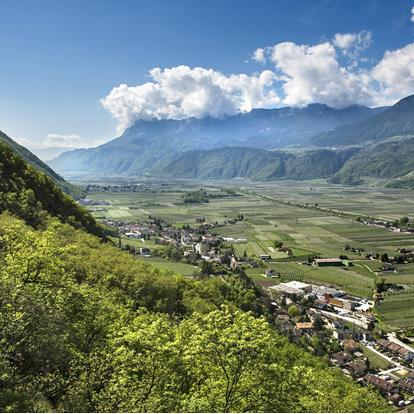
[[49, 103, 385, 176]]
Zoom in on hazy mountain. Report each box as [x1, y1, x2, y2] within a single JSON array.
[[49, 103, 384, 176], [0, 130, 84, 198], [30, 146, 78, 161], [312, 95, 414, 147], [155, 147, 360, 181]]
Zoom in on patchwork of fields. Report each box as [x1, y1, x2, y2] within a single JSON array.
[[83, 179, 414, 331]]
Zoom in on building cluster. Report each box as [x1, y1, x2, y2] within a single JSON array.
[[362, 218, 414, 234], [269, 279, 414, 407], [85, 184, 150, 193], [78, 198, 112, 206]]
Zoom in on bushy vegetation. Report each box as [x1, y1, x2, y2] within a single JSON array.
[[0, 214, 388, 412], [182, 188, 209, 203]]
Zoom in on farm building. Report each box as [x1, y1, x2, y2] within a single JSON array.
[[269, 281, 312, 297], [314, 258, 346, 267]]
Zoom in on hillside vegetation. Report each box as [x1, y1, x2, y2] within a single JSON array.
[[0, 215, 388, 412], [331, 138, 414, 185], [0, 130, 84, 198], [0, 142, 103, 237], [157, 147, 359, 181]]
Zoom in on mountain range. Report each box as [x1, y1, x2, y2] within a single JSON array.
[[24, 93, 414, 188], [49, 103, 385, 176]]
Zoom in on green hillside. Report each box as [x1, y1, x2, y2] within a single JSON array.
[[331, 138, 414, 185], [0, 142, 104, 237], [0, 130, 84, 198], [157, 147, 359, 181]]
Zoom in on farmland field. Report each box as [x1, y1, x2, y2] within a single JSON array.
[[77, 178, 414, 330]]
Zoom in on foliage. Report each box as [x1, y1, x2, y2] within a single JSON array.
[[0, 214, 389, 412], [182, 188, 209, 203]]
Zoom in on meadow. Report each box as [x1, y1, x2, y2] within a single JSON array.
[[83, 179, 414, 330]]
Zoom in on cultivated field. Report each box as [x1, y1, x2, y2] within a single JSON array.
[[81, 178, 414, 330]]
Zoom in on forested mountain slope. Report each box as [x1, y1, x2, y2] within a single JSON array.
[[0, 130, 84, 198], [0, 215, 388, 412], [0, 142, 103, 237], [331, 138, 414, 185], [156, 147, 359, 181]]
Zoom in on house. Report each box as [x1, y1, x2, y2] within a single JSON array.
[[269, 281, 312, 297], [342, 338, 360, 353], [295, 322, 314, 334], [363, 374, 399, 396], [313, 258, 344, 267], [331, 351, 352, 367], [260, 254, 271, 261], [195, 242, 210, 255], [377, 339, 414, 361], [344, 359, 368, 377], [139, 247, 151, 257], [399, 378, 414, 394], [265, 269, 278, 278]]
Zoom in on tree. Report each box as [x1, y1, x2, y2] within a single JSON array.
[[380, 253, 389, 263], [274, 241, 283, 249], [288, 304, 300, 318]]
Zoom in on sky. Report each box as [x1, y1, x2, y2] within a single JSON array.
[[1, 0, 414, 149]]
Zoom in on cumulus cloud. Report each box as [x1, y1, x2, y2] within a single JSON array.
[[101, 65, 280, 132], [270, 41, 373, 107], [371, 43, 414, 105], [411, 5, 414, 22], [333, 31, 372, 58], [100, 34, 414, 132], [251, 48, 266, 63]]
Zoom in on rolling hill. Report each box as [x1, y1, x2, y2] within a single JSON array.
[[49, 103, 384, 176], [312, 95, 414, 147]]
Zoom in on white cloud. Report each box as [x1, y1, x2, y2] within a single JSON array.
[[101, 65, 280, 132], [252, 48, 266, 63], [333, 31, 372, 59], [100, 35, 414, 132], [270, 41, 373, 108], [371, 43, 414, 105], [44, 133, 85, 148], [15, 137, 32, 147], [411, 6, 414, 22]]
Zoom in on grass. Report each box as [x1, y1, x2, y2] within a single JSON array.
[[360, 345, 391, 370]]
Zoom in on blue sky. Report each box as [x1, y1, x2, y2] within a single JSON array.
[[1, 0, 414, 149]]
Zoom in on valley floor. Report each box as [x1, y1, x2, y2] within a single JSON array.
[[77, 178, 414, 332]]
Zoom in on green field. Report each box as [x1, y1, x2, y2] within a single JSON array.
[[80, 179, 414, 330]]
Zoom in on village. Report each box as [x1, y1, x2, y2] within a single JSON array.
[[269, 279, 414, 408]]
